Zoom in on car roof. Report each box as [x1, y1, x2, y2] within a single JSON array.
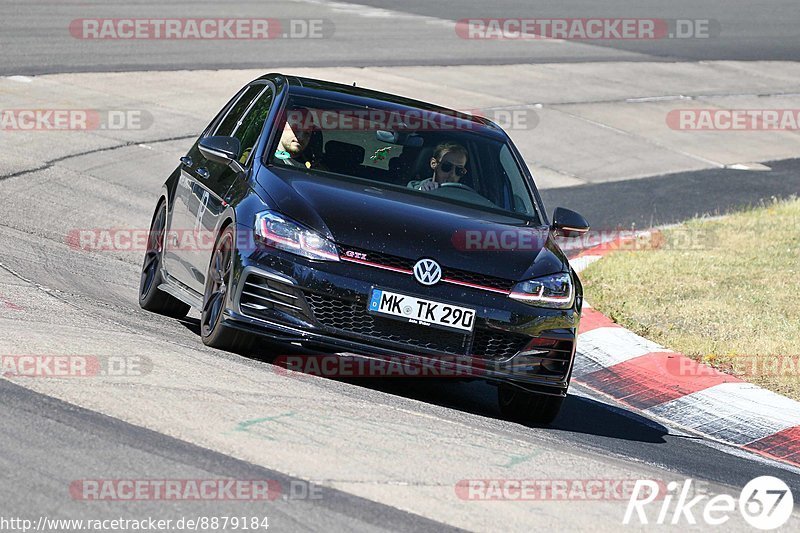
[[256, 72, 508, 140]]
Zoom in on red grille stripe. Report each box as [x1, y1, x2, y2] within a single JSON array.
[[341, 256, 511, 294]]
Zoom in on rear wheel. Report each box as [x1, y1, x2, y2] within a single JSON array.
[[201, 226, 255, 353], [497, 384, 564, 426], [139, 201, 190, 319]]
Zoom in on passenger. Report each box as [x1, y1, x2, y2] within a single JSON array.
[[408, 142, 468, 191], [275, 107, 319, 169]]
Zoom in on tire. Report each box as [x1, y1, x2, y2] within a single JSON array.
[[497, 383, 564, 426], [139, 201, 191, 319], [200, 225, 255, 353]]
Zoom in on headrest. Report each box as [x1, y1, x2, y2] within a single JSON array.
[[324, 140, 365, 169]]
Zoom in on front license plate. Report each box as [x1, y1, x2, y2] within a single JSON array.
[[368, 289, 476, 332]]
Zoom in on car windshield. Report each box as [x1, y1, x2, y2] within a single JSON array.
[[269, 95, 540, 222]]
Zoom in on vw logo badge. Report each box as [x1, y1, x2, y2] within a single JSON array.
[[413, 258, 442, 286]]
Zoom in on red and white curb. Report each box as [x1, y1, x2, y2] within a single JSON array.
[[569, 233, 800, 469]]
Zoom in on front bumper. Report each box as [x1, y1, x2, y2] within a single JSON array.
[[224, 229, 580, 395]]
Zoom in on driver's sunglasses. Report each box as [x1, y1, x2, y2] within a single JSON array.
[[438, 160, 468, 176]]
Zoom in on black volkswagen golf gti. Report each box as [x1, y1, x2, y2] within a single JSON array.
[[139, 73, 589, 424]]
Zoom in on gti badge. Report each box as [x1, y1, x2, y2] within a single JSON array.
[[344, 250, 367, 260], [413, 258, 442, 286]]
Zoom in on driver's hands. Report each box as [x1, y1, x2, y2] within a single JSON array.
[[418, 180, 440, 191]]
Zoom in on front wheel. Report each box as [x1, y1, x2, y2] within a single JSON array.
[[139, 201, 190, 319], [497, 384, 564, 426], [200, 226, 255, 353]]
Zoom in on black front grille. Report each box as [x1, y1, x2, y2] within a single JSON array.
[[472, 329, 532, 360], [304, 292, 470, 354], [303, 291, 531, 359], [339, 245, 514, 292], [442, 268, 512, 292]]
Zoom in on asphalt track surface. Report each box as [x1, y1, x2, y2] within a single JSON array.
[[342, 0, 800, 62], [2, 0, 800, 75], [541, 158, 800, 230], [2, 1, 800, 531], [0, 379, 461, 532]]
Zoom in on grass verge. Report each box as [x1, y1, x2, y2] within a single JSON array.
[[581, 197, 800, 400]]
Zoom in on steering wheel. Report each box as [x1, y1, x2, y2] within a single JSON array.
[[440, 182, 477, 193]]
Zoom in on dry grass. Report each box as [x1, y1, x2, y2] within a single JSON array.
[[581, 197, 800, 399]]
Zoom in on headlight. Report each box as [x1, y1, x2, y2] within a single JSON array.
[[254, 211, 339, 261], [509, 272, 573, 309]]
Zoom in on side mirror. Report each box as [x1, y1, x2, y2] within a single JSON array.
[[552, 207, 590, 237], [199, 136, 244, 173]]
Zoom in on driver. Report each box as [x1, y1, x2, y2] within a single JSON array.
[[275, 107, 319, 169], [408, 142, 468, 191]]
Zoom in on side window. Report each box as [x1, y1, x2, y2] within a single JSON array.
[[231, 87, 274, 165], [214, 85, 263, 137], [499, 145, 535, 215]]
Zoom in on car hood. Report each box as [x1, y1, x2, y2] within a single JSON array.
[[257, 168, 568, 281]]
